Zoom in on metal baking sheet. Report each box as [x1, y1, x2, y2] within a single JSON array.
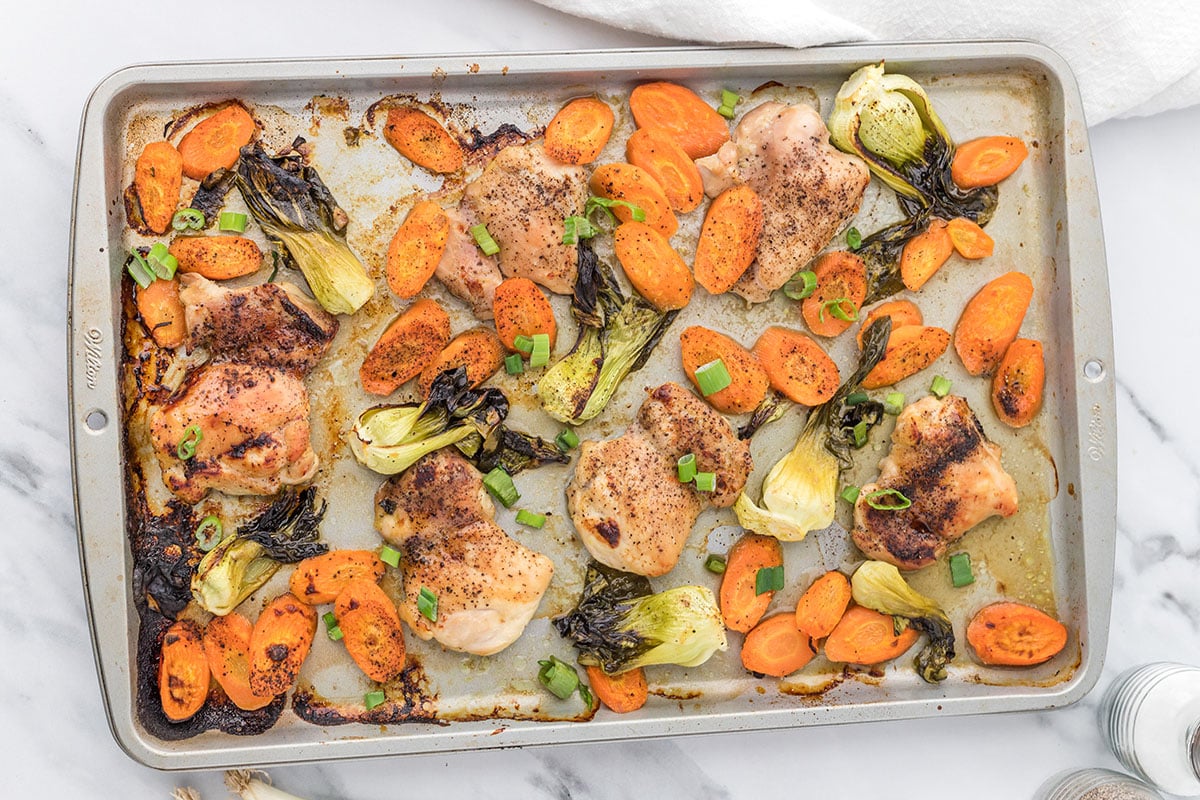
[[68, 42, 1115, 770]]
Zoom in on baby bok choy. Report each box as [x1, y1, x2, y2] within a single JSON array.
[[851, 560, 956, 683]]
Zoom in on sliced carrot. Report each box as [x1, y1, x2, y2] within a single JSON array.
[[383, 107, 463, 174], [585, 665, 648, 713], [679, 326, 769, 414], [794, 571, 852, 641], [359, 298, 452, 396], [613, 221, 694, 311], [823, 605, 920, 665], [169, 236, 262, 280], [288, 550, 386, 606], [625, 126, 705, 213], [992, 338, 1045, 428], [492, 277, 558, 352], [952, 136, 1029, 189], [801, 251, 868, 338], [947, 217, 994, 259], [133, 141, 183, 234], [861, 325, 951, 390], [954, 271, 1034, 376], [693, 185, 764, 294], [417, 327, 506, 397], [334, 577, 407, 683], [544, 97, 614, 165], [751, 326, 839, 406], [966, 601, 1067, 666], [202, 612, 275, 711], [247, 593, 317, 698], [159, 619, 210, 722], [386, 200, 450, 299], [177, 104, 257, 181], [900, 219, 954, 291], [856, 300, 923, 349], [628, 81, 730, 159], [136, 276, 187, 349], [741, 613, 816, 678], [589, 162, 677, 239], [719, 533, 783, 633]]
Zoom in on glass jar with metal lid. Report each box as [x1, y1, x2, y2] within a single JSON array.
[[1034, 767, 1163, 799]]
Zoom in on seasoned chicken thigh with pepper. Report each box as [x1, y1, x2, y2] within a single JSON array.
[[435, 205, 505, 319]]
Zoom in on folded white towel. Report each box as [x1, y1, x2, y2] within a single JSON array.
[[535, 0, 1200, 124]]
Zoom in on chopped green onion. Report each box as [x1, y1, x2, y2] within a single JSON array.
[[704, 554, 727, 574], [755, 565, 784, 595], [144, 242, 178, 280], [379, 545, 401, 568], [218, 211, 248, 233], [513, 335, 534, 354], [840, 485, 861, 504], [529, 333, 551, 368], [585, 195, 646, 223], [693, 471, 717, 492], [579, 682, 594, 708], [148, 242, 169, 262], [537, 655, 581, 700], [469, 223, 500, 255], [694, 358, 732, 397], [483, 467, 520, 508], [677, 453, 698, 483], [884, 391, 906, 415], [364, 690, 386, 710], [195, 516, 223, 551], [516, 509, 547, 529], [172, 208, 206, 232], [865, 488, 912, 511], [717, 105, 735, 119], [851, 420, 869, 448], [721, 89, 740, 108], [555, 429, 579, 452], [845, 391, 870, 406], [782, 270, 817, 300], [323, 611, 344, 641], [126, 252, 155, 288], [819, 297, 858, 323], [562, 214, 600, 245], [949, 552, 975, 588], [176, 425, 203, 460], [930, 375, 952, 398], [846, 226, 862, 250], [504, 353, 524, 375], [418, 587, 438, 622]]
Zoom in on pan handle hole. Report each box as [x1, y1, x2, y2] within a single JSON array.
[[85, 409, 108, 432], [1083, 359, 1105, 382]]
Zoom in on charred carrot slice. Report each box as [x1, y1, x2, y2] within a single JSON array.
[[900, 219, 954, 291], [966, 601, 1067, 666], [741, 613, 816, 677], [801, 251, 868, 338], [334, 577, 407, 683], [288, 550, 387, 606], [386, 200, 450, 299], [680, 326, 770, 414], [159, 619, 210, 722], [417, 327, 506, 397], [954, 271, 1034, 376], [693, 185, 763, 294], [589, 162, 678, 239], [625, 126, 705, 213], [794, 571, 852, 641], [177, 104, 257, 181], [719, 533, 783, 633], [585, 665, 649, 713], [383, 107, 464, 174], [824, 605, 920, 665], [203, 613, 276, 711], [947, 217, 994, 259], [492, 277, 558, 352], [613, 221, 694, 311], [133, 141, 183, 235], [952, 136, 1028, 189], [991, 338, 1045, 428], [544, 97, 614, 165], [360, 298, 452, 396], [629, 81, 730, 159], [247, 593, 317, 698], [751, 326, 839, 406], [861, 325, 951, 390], [136, 276, 187, 349]]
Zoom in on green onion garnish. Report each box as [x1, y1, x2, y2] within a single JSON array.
[[840, 485, 861, 504], [694, 358, 732, 397], [418, 586, 438, 622], [949, 552, 975, 588], [865, 488, 912, 511], [218, 211, 248, 233], [884, 391, 906, 415], [537, 655, 581, 700], [529, 333, 551, 368], [717, 89, 740, 119], [845, 391, 869, 406], [562, 215, 600, 245], [126, 251, 155, 288], [195, 515, 223, 551], [515, 509, 547, 529], [483, 467, 520, 508], [783, 270, 817, 300], [176, 425, 203, 460], [146, 242, 178, 280], [555, 429, 579, 452], [323, 611, 344, 641], [704, 554, 727, 574], [379, 545, 401, 568], [819, 297, 858, 323], [846, 227, 862, 250], [930, 375, 952, 398], [364, 690, 386, 710], [755, 565, 784, 595], [585, 196, 646, 223], [677, 453, 698, 483], [172, 208, 206, 232], [852, 420, 868, 448], [513, 335, 535, 354], [504, 353, 524, 375], [470, 223, 500, 255], [693, 471, 717, 492]]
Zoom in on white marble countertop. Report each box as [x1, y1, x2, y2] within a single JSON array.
[[3, 0, 1198, 797]]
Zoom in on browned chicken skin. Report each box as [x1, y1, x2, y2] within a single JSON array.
[[149, 362, 318, 503], [567, 383, 752, 577], [851, 395, 1019, 570]]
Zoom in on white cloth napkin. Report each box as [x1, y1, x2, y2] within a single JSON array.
[[535, 0, 1200, 124]]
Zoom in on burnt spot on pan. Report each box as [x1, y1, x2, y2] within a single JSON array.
[[291, 661, 439, 726]]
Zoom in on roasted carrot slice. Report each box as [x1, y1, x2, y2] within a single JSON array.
[[492, 277, 558, 352], [794, 571, 852, 641], [136, 276, 187, 349], [247, 593, 317, 698], [966, 601, 1067, 666], [334, 577, 407, 683], [383, 107, 463, 174], [801, 251, 868, 338], [823, 605, 920, 665], [159, 619, 210, 722], [680, 325, 770, 414], [544, 97, 614, 165], [856, 300, 923, 349], [203, 613, 275, 711], [861, 325, 952, 390], [133, 141, 183, 234], [386, 200, 450, 299], [992, 338, 1045, 428], [169, 235, 262, 280], [359, 298, 452, 396], [625, 126, 705, 213], [613, 221, 694, 311], [177, 104, 257, 181], [741, 613, 816, 677], [752, 326, 839, 406], [585, 665, 649, 713], [947, 217, 994, 259], [629, 81, 730, 159], [417, 327, 506, 397], [589, 162, 677, 239], [954, 271, 1034, 376], [719, 533, 783, 633], [952, 136, 1028, 189], [693, 185, 763, 294], [288, 550, 387, 606], [900, 219, 954, 291]]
